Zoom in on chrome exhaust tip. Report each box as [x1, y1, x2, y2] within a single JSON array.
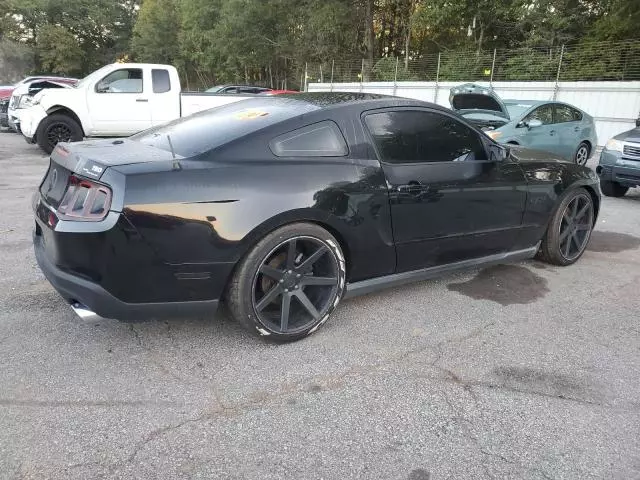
[[70, 302, 98, 320]]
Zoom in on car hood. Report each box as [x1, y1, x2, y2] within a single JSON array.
[[32, 86, 80, 104], [507, 145, 571, 164], [449, 83, 509, 120], [614, 126, 640, 143]]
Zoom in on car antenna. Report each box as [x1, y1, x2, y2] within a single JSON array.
[[167, 134, 182, 170]]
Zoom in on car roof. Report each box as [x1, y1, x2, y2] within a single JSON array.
[[277, 91, 451, 113], [502, 99, 585, 112], [502, 99, 547, 106]]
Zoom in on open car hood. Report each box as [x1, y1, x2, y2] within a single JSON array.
[[449, 83, 509, 120]]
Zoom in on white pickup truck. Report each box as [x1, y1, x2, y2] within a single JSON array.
[[20, 63, 254, 153]]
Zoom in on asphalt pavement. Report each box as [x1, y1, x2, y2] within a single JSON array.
[[1, 130, 639, 480]]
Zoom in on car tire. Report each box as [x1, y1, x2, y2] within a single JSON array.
[[599, 179, 628, 198], [574, 142, 590, 166], [226, 223, 346, 342], [537, 188, 595, 266], [36, 114, 83, 155]]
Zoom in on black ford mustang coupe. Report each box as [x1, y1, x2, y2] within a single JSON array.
[[33, 93, 599, 342]]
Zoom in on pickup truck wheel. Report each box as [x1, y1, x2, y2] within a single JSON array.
[[37, 114, 83, 154]]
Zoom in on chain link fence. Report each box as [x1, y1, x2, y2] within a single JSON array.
[[303, 40, 640, 89]]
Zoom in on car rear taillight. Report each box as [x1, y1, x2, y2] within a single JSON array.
[[57, 175, 112, 221]]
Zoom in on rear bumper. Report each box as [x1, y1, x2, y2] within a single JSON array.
[[34, 226, 220, 322]]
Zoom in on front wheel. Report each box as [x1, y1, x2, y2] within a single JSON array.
[[537, 188, 594, 266], [226, 223, 346, 342], [36, 114, 83, 154], [600, 179, 628, 198]]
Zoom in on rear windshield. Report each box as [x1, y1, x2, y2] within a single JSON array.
[[130, 97, 319, 157]]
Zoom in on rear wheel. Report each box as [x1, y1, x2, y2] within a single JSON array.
[[574, 142, 590, 166], [226, 223, 346, 342], [37, 114, 83, 154], [600, 179, 628, 198], [537, 188, 594, 266]]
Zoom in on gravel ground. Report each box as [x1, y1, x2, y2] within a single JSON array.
[[1, 131, 639, 480]]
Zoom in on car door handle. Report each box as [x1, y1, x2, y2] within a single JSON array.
[[136, 98, 149, 103], [574, 126, 580, 132], [549, 130, 556, 136]]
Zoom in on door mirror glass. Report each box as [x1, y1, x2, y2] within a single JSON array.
[[527, 119, 543, 128]]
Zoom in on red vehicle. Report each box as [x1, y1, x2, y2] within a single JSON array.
[[260, 89, 300, 95], [1, 76, 77, 129]]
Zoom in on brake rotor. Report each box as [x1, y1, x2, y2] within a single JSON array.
[[260, 252, 287, 293]]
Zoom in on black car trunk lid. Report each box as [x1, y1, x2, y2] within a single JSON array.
[[40, 138, 177, 209]]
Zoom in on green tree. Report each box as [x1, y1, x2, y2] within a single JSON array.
[[131, 0, 180, 64], [37, 24, 83, 75], [588, 0, 640, 41]]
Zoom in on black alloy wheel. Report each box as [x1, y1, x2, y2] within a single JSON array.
[[538, 188, 594, 266], [47, 123, 73, 146], [227, 223, 346, 341], [252, 236, 340, 334], [557, 192, 594, 261], [37, 114, 83, 154]]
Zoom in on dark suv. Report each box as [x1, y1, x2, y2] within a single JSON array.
[[596, 114, 640, 197]]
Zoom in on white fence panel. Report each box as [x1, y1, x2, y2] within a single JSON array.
[[308, 81, 640, 146]]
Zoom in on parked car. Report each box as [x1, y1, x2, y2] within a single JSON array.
[[596, 116, 640, 197], [33, 93, 599, 342], [8, 77, 77, 133], [1, 84, 17, 128], [206, 85, 273, 94], [450, 84, 597, 165], [0, 76, 76, 128], [19, 63, 256, 154]]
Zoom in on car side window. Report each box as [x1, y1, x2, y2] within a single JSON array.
[[152, 69, 171, 93], [555, 104, 582, 123], [364, 110, 487, 164], [523, 105, 553, 125], [96, 68, 143, 93], [269, 121, 348, 157]]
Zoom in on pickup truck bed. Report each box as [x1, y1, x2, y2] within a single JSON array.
[[18, 63, 261, 153]]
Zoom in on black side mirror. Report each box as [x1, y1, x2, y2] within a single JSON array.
[[636, 117, 640, 128], [488, 143, 507, 162]]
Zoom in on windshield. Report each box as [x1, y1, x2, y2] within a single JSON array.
[[205, 85, 225, 93], [74, 65, 114, 89], [130, 97, 319, 157], [505, 103, 534, 119]]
